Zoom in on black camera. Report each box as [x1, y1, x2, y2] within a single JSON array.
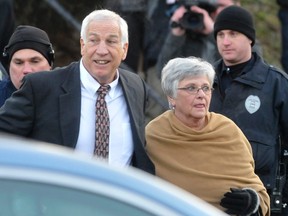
[[178, 0, 217, 32]]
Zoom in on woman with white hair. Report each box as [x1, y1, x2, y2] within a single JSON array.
[[145, 56, 270, 216]]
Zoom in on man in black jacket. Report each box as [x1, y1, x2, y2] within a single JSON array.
[[0, 25, 54, 106], [210, 5, 288, 215], [0, 9, 155, 174]]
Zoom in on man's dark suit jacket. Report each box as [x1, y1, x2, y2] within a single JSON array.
[[0, 61, 155, 174]]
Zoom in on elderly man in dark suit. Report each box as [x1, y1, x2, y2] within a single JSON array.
[[0, 9, 155, 174]]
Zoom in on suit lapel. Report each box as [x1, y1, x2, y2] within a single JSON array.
[[119, 69, 147, 153], [59, 62, 81, 147], [119, 72, 142, 128]]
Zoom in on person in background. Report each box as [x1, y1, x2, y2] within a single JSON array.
[[0, 9, 155, 174], [146, 56, 270, 216], [156, 0, 263, 75], [0, 25, 54, 107], [210, 5, 288, 215], [156, 0, 240, 76], [146, 0, 262, 124], [277, 0, 288, 73]]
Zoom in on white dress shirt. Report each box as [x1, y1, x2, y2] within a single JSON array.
[[76, 60, 133, 166]]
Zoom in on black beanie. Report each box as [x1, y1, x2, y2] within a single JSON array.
[[3, 25, 54, 66], [214, 6, 255, 46]]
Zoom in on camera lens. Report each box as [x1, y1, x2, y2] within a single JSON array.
[[179, 11, 204, 31]]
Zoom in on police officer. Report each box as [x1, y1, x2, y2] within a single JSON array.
[[210, 5, 288, 215]]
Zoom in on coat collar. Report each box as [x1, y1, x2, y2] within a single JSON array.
[[214, 52, 270, 89]]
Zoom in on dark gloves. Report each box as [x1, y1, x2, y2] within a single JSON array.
[[220, 188, 260, 215]]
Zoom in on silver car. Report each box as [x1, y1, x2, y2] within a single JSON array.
[[0, 133, 227, 216]]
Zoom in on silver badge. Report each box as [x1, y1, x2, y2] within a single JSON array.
[[245, 95, 261, 114]]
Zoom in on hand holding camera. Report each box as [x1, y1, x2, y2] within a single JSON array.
[[170, 0, 216, 35]]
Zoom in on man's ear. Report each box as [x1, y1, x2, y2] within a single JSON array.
[[80, 38, 85, 56], [122, 43, 128, 60]]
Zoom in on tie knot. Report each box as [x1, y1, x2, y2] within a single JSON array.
[[97, 85, 110, 96]]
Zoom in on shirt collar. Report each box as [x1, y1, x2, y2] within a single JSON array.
[[219, 56, 253, 79], [80, 59, 119, 98]]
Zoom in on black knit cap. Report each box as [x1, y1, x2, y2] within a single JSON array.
[[3, 25, 54, 66], [214, 5, 255, 46]]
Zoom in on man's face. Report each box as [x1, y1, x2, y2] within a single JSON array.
[[216, 30, 252, 66], [9, 49, 51, 89], [80, 19, 128, 85]]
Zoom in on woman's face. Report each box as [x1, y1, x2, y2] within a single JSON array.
[[170, 75, 212, 127]]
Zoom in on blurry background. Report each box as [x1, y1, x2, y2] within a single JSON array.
[[13, 0, 282, 70], [13, 0, 104, 67]]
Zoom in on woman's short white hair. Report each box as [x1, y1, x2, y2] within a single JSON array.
[[161, 56, 215, 98]]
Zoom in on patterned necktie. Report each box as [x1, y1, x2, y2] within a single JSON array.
[[95, 85, 110, 158]]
